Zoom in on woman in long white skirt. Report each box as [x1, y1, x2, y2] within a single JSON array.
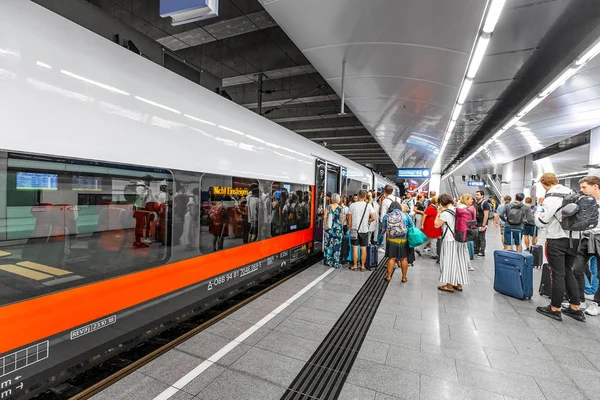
[[434, 193, 470, 292]]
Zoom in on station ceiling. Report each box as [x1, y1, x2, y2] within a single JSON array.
[[83, 0, 600, 179], [258, 0, 600, 177], [84, 0, 399, 177]]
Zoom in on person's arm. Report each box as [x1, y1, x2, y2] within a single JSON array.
[[421, 214, 427, 230], [347, 212, 353, 229], [482, 203, 490, 228], [434, 210, 445, 229]]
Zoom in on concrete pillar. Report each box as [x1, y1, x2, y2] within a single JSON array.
[[500, 155, 533, 197], [590, 126, 600, 177], [429, 172, 441, 195]]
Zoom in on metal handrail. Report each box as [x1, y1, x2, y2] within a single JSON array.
[[483, 174, 502, 201]]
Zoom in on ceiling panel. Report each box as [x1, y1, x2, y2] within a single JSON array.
[[259, 0, 487, 168]]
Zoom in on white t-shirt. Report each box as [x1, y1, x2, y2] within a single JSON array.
[[348, 202, 374, 233], [380, 195, 399, 222], [439, 206, 456, 243]]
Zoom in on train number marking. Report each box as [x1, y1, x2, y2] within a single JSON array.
[[207, 261, 263, 291], [70, 315, 117, 340]]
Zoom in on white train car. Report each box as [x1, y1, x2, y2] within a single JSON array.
[[0, 1, 376, 397]]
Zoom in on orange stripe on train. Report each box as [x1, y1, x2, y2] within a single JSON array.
[[0, 186, 316, 354]]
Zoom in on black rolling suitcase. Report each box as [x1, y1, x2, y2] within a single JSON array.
[[539, 263, 552, 297], [530, 244, 543, 268], [408, 247, 416, 266], [366, 244, 378, 270]]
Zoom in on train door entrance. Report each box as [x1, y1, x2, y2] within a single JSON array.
[[313, 159, 340, 252]]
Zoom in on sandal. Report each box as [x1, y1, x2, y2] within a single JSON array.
[[453, 284, 463, 292], [401, 277, 407, 283], [350, 266, 358, 271], [437, 285, 454, 293], [361, 267, 366, 272], [384, 275, 391, 282]]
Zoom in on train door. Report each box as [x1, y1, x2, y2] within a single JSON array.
[[313, 159, 340, 252]]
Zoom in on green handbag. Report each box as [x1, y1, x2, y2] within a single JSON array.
[[407, 226, 428, 248]]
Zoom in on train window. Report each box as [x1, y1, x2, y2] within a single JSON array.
[[347, 179, 362, 199], [270, 182, 311, 237], [0, 152, 173, 306], [199, 174, 259, 253]]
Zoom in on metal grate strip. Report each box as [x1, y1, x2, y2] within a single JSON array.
[[281, 257, 390, 400]]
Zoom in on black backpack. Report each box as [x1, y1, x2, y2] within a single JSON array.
[[546, 192, 599, 232], [506, 203, 525, 226]]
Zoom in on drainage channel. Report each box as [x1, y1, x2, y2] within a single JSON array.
[[281, 257, 390, 400]]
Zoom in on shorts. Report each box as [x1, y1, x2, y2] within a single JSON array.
[[522, 224, 538, 237], [351, 232, 369, 247], [504, 226, 523, 246]]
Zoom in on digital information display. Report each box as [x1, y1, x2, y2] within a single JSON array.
[[467, 181, 485, 186], [72, 176, 102, 191], [396, 168, 431, 179], [16, 172, 58, 190]]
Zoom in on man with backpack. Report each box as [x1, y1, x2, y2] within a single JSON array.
[[500, 193, 526, 252], [473, 190, 492, 257], [535, 173, 584, 321], [571, 176, 600, 316]]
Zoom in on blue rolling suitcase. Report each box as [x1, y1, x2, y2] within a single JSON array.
[[494, 250, 534, 299], [467, 241, 474, 260], [366, 244, 378, 270]]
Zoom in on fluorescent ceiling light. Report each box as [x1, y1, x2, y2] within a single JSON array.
[[517, 96, 545, 117], [576, 39, 600, 66], [540, 67, 579, 97], [502, 115, 521, 130], [457, 79, 474, 104], [482, 0, 506, 33], [448, 119, 457, 133], [451, 104, 463, 121], [135, 96, 180, 114], [466, 35, 490, 79], [61, 70, 129, 96]]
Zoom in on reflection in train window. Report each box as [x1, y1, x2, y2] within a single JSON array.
[[0, 153, 173, 305], [199, 174, 258, 254], [270, 182, 311, 237]]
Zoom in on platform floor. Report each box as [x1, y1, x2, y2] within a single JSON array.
[[92, 229, 600, 400]]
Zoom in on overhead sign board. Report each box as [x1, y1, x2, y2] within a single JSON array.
[[467, 181, 485, 186], [160, 0, 219, 25], [396, 168, 430, 179]]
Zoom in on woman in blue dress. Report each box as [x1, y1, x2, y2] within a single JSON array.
[[324, 193, 344, 268]]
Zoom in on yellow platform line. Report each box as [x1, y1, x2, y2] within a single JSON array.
[[0, 264, 53, 280], [0, 250, 11, 257], [17, 261, 72, 276]]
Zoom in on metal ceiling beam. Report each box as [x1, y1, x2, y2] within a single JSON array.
[[243, 94, 339, 109], [270, 113, 354, 123], [304, 135, 372, 141], [326, 143, 381, 147], [156, 10, 277, 51], [223, 65, 317, 87], [295, 126, 365, 133]]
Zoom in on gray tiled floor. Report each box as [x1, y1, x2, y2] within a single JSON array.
[[94, 230, 600, 400]]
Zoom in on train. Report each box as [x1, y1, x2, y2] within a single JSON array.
[[0, 1, 398, 398]]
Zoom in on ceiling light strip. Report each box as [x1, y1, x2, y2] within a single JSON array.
[[435, 0, 506, 169], [449, 36, 600, 177]]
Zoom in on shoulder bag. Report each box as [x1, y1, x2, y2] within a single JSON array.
[[350, 203, 368, 240]]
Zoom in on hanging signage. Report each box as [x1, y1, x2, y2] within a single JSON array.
[[467, 181, 485, 186], [160, 0, 219, 25], [396, 168, 430, 179]]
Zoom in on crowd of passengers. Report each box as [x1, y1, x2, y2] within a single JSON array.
[[322, 173, 600, 321]]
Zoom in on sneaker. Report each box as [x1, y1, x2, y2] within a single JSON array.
[[536, 305, 562, 321], [477, 252, 485, 257], [585, 302, 599, 316], [561, 306, 586, 322], [468, 265, 475, 271], [585, 294, 595, 301]]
